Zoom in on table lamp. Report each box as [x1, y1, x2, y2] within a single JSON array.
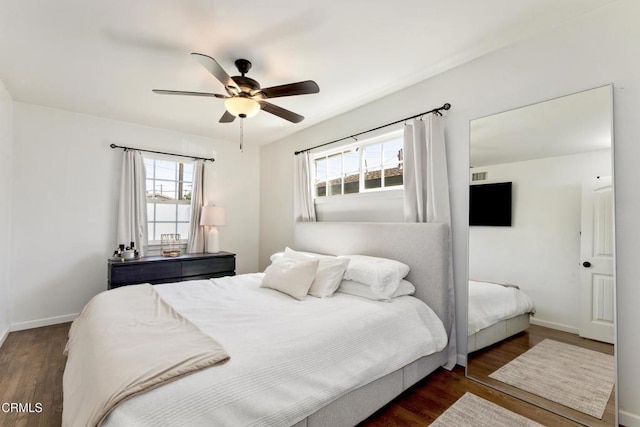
[[200, 205, 226, 253]]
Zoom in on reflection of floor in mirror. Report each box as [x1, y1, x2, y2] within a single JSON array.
[[467, 324, 615, 427]]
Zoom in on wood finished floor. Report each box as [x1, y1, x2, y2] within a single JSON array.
[[0, 323, 598, 427]]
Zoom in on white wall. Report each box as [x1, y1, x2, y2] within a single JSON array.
[[315, 190, 403, 222], [10, 102, 260, 329], [259, 1, 640, 422], [469, 150, 611, 332], [0, 80, 13, 345]]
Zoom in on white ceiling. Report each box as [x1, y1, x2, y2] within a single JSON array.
[[0, 0, 618, 146], [470, 85, 612, 167]]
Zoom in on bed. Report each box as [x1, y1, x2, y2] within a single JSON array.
[[63, 222, 455, 427], [467, 280, 536, 353]]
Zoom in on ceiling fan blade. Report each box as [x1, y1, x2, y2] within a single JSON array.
[[219, 110, 236, 123], [152, 89, 226, 98], [191, 53, 239, 93], [259, 80, 319, 99], [259, 101, 304, 123]]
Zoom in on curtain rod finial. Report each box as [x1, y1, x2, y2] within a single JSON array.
[[443, 103, 451, 110]]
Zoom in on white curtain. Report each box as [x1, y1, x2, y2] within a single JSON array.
[[186, 160, 205, 253], [117, 149, 148, 256], [294, 151, 316, 222], [403, 114, 456, 369], [403, 115, 451, 223]]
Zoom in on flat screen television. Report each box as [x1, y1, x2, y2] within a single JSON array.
[[469, 182, 512, 226]]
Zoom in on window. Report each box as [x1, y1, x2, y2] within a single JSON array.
[[313, 131, 403, 198], [143, 157, 194, 242]]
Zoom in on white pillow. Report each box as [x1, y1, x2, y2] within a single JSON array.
[[284, 247, 332, 259], [337, 279, 416, 301], [269, 252, 284, 262], [260, 256, 319, 300], [283, 247, 350, 298], [341, 255, 410, 298]]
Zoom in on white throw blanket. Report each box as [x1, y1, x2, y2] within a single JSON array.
[[63, 284, 230, 427], [468, 280, 536, 335]]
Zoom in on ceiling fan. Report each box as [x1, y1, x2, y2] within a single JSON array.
[[153, 53, 320, 124]]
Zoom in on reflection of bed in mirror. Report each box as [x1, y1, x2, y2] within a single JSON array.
[[467, 280, 535, 352]]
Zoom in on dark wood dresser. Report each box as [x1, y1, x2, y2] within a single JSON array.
[[108, 252, 236, 289]]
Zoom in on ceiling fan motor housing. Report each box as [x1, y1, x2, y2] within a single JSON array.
[[232, 76, 261, 93]]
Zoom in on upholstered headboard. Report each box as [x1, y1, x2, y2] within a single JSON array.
[[294, 222, 452, 332]]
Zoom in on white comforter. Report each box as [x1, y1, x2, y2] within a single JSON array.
[[102, 273, 447, 427], [468, 280, 536, 335]]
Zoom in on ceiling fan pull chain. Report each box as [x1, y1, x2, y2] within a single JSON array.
[[239, 118, 244, 153]]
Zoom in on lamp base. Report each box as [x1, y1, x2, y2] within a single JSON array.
[[206, 226, 220, 253]]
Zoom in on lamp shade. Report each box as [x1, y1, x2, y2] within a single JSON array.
[[200, 205, 226, 226], [224, 97, 260, 118]]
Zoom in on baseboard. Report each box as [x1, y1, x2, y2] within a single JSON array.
[[0, 325, 9, 348], [620, 410, 640, 427], [10, 313, 77, 332], [456, 353, 467, 367], [529, 318, 579, 335]]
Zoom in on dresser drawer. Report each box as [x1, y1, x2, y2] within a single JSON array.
[[110, 261, 181, 285], [183, 271, 235, 281], [182, 257, 235, 277]]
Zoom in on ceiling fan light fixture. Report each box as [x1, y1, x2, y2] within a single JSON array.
[[224, 97, 260, 118]]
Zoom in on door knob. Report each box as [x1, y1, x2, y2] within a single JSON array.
[[582, 261, 592, 268]]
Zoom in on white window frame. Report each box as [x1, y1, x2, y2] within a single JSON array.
[[143, 154, 194, 246], [312, 129, 404, 199]]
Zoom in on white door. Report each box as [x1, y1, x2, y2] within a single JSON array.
[[579, 176, 615, 344]]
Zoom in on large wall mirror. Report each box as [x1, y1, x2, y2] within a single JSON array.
[[466, 85, 616, 426]]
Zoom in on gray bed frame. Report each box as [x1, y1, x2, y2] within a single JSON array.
[[290, 222, 454, 427], [467, 313, 530, 353]]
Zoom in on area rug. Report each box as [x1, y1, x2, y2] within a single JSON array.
[[430, 392, 543, 427], [489, 339, 615, 419]]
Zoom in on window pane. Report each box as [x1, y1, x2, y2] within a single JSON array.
[[328, 178, 342, 196], [180, 182, 193, 201], [156, 222, 177, 237], [155, 160, 177, 180], [342, 149, 359, 194], [384, 167, 403, 187], [146, 179, 155, 199], [315, 158, 327, 197], [144, 158, 154, 177], [343, 150, 359, 174], [343, 172, 359, 194], [177, 222, 190, 238], [383, 139, 403, 166], [315, 158, 327, 181], [177, 204, 191, 221], [147, 222, 156, 241], [363, 144, 382, 171], [364, 167, 382, 189], [156, 203, 177, 222], [147, 203, 155, 222], [327, 153, 342, 180], [154, 180, 177, 200], [182, 163, 194, 180]]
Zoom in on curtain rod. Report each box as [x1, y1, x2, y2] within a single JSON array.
[[109, 143, 215, 162], [294, 103, 451, 156]]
